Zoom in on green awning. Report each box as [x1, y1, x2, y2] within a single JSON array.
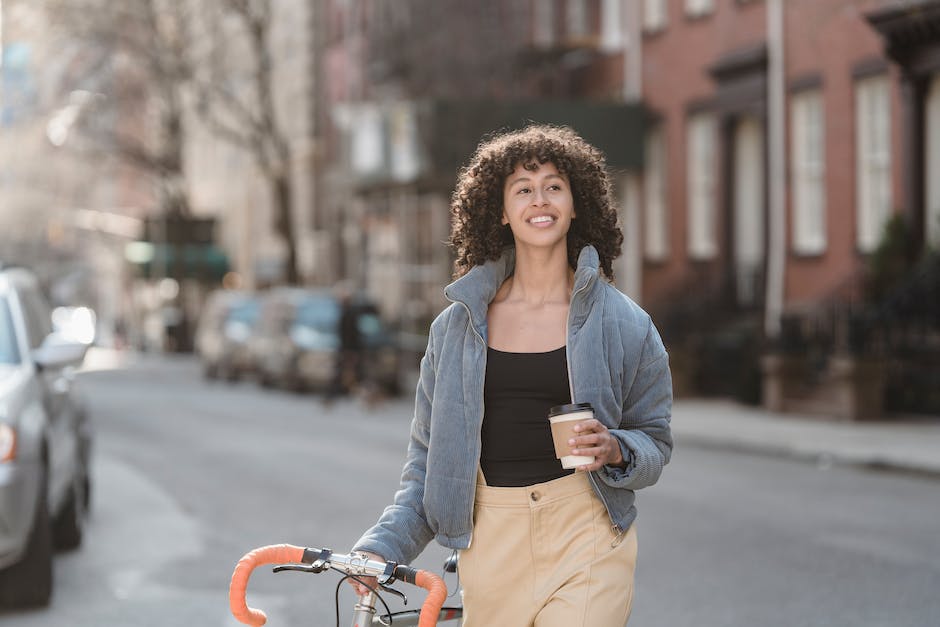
[[125, 242, 230, 282]]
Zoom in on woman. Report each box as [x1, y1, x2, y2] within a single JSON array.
[[352, 125, 673, 626]]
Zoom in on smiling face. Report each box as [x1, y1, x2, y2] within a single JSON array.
[[501, 161, 575, 251]]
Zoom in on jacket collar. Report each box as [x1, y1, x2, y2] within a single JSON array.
[[443, 245, 601, 339]]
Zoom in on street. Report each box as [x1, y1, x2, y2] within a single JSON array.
[[1, 352, 938, 627]]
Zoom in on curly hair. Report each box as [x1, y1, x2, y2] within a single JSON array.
[[449, 124, 623, 279]]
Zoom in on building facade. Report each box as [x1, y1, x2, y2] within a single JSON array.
[[638, 0, 940, 415]]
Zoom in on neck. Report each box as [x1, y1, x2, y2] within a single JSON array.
[[504, 245, 574, 305]]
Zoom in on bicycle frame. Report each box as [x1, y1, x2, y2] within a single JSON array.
[[228, 543, 458, 627], [358, 591, 463, 626]]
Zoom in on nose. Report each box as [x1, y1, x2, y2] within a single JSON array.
[[531, 188, 548, 206]]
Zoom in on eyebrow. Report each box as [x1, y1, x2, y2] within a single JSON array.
[[507, 173, 566, 188]]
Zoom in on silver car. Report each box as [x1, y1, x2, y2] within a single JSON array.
[[0, 266, 91, 608], [194, 290, 261, 381]]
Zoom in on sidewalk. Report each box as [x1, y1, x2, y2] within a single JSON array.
[[672, 399, 940, 478]]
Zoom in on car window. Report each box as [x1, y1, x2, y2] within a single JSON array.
[[228, 300, 260, 326], [0, 296, 21, 364], [295, 298, 339, 332], [18, 286, 53, 350]]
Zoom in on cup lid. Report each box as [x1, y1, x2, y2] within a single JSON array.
[[549, 402, 593, 417]]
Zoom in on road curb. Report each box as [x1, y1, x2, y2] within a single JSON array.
[[676, 432, 940, 480]]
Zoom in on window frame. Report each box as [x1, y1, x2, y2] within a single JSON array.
[[685, 0, 714, 19], [854, 74, 893, 253], [790, 88, 827, 256], [643, 0, 668, 33], [643, 125, 670, 262], [686, 112, 718, 260]]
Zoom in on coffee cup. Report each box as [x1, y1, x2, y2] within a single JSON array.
[[548, 402, 595, 469]]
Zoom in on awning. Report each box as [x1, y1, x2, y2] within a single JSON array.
[[125, 242, 230, 282]]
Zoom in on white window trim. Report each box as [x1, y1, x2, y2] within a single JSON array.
[[855, 74, 892, 253], [685, 0, 714, 19], [687, 113, 718, 260], [566, 0, 590, 40], [643, 0, 668, 33], [644, 127, 669, 261], [600, 0, 623, 51], [791, 89, 827, 256], [532, 0, 556, 48]]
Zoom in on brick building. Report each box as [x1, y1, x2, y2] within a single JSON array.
[[317, 0, 645, 336], [313, 0, 939, 415], [638, 0, 940, 415]]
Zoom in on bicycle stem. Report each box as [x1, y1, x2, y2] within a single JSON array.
[[351, 591, 378, 627]]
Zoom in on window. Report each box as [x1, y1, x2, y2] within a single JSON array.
[[532, 0, 556, 47], [732, 116, 765, 305], [927, 73, 940, 249], [791, 89, 827, 255], [855, 75, 892, 253], [685, 0, 714, 18], [599, 0, 622, 51], [17, 287, 52, 350], [0, 297, 21, 365], [643, 0, 667, 32], [644, 127, 669, 261], [566, 0, 590, 39], [687, 113, 718, 259]]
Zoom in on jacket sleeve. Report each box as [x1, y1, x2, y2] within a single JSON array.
[[352, 331, 437, 564], [598, 317, 674, 490]]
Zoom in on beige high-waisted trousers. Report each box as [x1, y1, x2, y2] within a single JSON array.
[[458, 470, 638, 627]]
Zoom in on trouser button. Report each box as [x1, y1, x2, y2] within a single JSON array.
[[530, 491, 540, 501]]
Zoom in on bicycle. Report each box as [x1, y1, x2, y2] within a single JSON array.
[[229, 544, 464, 627]]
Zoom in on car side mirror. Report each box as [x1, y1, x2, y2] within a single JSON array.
[[32, 333, 88, 370]]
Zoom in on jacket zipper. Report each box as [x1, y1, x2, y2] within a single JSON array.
[[566, 280, 623, 543]]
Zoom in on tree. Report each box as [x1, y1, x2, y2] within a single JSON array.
[[42, 0, 195, 217], [191, 0, 300, 284]]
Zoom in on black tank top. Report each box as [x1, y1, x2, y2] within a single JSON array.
[[480, 346, 574, 487]]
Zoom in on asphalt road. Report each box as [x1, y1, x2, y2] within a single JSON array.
[[1, 351, 937, 626]]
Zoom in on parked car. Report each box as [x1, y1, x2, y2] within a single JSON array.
[[0, 265, 91, 608], [194, 290, 261, 381], [249, 288, 401, 395]]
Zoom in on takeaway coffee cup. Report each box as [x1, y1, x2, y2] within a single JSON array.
[[548, 402, 595, 469]]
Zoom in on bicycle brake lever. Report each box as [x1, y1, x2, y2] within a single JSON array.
[[272, 564, 322, 574], [378, 584, 407, 605]]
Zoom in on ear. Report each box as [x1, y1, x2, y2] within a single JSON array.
[[501, 211, 508, 225]]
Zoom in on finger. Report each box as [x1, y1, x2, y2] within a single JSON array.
[[569, 432, 606, 448], [572, 418, 604, 434]]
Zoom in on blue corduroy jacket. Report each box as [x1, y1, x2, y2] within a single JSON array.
[[354, 245, 673, 564]]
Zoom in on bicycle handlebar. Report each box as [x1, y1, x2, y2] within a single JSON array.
[[228, 544, 448, 627]]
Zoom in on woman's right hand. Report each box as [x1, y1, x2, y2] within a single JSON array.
[[346, 551, 385, 596]]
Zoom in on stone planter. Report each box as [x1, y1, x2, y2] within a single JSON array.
[[829, 355, 886, 421], [760, 353, 804, 412]]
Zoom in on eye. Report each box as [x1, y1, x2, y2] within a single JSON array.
[[547, 184, 562, 191], [517, 187, 531, 194]]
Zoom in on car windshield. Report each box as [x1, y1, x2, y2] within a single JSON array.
[[295, 297, 339, 332], [0, 296, 21, 365], [227, 299, 261, 326]]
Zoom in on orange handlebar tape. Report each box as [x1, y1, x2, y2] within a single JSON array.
[[229, 544, 306, 626], [415, 570, 448, 627]]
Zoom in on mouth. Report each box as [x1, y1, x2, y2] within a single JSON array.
[[526, 215, 557, 226]]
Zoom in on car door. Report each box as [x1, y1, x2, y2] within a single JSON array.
[[17, 285, 76, 508]]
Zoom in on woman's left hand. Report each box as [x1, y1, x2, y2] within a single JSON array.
[[570, 419, 626, 472]]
